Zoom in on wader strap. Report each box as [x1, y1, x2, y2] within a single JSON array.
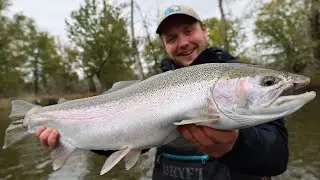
[[160, 152, 210, 164]]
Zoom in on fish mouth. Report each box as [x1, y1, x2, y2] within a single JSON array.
[[271, 77, 314, 106], [272, 91, 316, 106], [292, 77, 310, 91], [281, 77, 310, 96]]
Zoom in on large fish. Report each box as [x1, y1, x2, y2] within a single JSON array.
[[2, 63, 316, 175]]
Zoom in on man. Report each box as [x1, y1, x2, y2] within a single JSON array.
[[36, 4, 289, 180]]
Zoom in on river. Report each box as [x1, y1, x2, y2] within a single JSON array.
[[0, 89, 319, 180]]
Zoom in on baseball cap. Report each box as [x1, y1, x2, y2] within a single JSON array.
[[156, 5, 202, 34]]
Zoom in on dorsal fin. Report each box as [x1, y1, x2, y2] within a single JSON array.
[[103, 80, 141, 94], [58, 98, 68, 104]]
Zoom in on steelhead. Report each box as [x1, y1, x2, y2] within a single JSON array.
[[2, 63, 316, 175]]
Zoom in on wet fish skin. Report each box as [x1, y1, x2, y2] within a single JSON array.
[[2, 63, 316, 175]]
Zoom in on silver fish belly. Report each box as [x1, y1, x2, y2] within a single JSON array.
[[2, 63, 316, 175]]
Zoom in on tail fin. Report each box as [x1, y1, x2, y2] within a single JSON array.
[[9, 100, 40, 120], [3, 100, 40, 149]]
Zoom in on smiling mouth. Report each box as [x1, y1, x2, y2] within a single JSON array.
[[180, 48, 195, 56]]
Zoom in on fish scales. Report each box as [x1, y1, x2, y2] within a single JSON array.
[[21, 63, 277, 149], [29, 72, 220, 150], [2, 63, 316, 175]]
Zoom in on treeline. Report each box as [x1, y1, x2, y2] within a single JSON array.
[[1, 0, 135, 97], [0, 0, 319, 98]]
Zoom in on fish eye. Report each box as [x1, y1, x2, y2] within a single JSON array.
[[261, 76, 279, 86]]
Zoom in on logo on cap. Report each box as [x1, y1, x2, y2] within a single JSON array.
[[164, 6, 181, 16]]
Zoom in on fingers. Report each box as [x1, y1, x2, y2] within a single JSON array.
[[202, 127, 238, 144], [48, 129, 59, 149], [177, 125, 200, 147], [178, 125, 214, 148], [36, 126, 46, 137], [39, 127, 53, 147], [187, 125, 213, 147], [178, 125, 239, 158], [36, 126, 60, 149]]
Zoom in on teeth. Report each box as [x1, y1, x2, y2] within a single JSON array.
[[182, 49, 193, 56]]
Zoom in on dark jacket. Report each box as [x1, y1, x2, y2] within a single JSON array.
[[93, 47, 289, 180]]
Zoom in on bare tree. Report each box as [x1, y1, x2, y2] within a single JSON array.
[[134, 1, 161, 74], [131, 0, 144, 80], [310, 0, 320, 64], [218, 0, 229, 51]]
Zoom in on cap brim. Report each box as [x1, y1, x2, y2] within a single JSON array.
[[156, 13, 200, 34]]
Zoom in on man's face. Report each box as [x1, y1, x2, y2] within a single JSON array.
[[159, 14, 208, 66]]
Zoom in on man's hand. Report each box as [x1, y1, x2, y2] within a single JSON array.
[[35, 126, 60, 149], [178, 125, 238, 158]]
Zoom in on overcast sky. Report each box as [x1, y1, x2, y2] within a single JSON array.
[[6, 0, 260, 46]]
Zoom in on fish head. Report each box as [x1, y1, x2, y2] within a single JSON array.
[[208, 67, 316, 128]]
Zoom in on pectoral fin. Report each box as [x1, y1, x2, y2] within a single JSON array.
[[174, 105, 220, 126], [173, 118, 219, 126], [100, 148, 131, 175]]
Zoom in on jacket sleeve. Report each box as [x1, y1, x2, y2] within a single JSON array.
[[218, 118, 289, 176]]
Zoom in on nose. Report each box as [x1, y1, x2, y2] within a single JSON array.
[[177, 35, 189, 49]]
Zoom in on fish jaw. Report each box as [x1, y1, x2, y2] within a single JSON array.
[[224, 91, 316, 128], [270, 91, 316, 110]]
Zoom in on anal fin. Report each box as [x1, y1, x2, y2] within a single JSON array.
[[100, 148, 131, 175], [124, 149, 141, 170], [51, 140, 76, 171]]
